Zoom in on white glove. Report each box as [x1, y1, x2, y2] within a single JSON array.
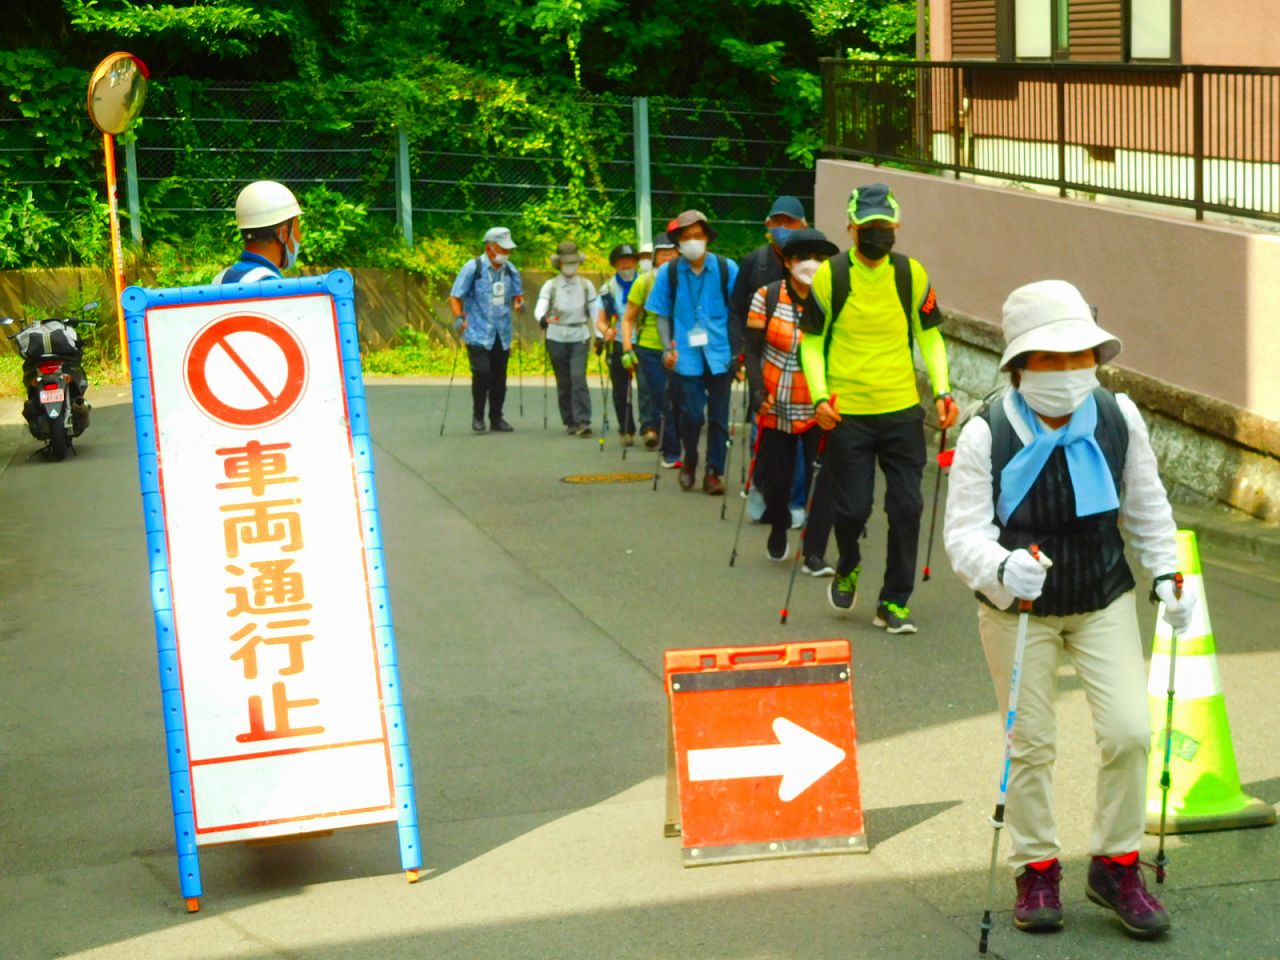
[[1155, 577, 1198, 633], [1000, 548, 1054, 602]]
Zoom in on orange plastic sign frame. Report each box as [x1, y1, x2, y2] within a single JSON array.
[[663, 640, 867, 865]]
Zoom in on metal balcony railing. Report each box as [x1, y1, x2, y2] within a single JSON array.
[[820, 58, 1280, 222]]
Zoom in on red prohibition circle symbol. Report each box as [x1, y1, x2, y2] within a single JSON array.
[[184, 314, 307, 427]]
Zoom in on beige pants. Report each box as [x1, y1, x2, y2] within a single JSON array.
[[978, 591, 1150, 870]]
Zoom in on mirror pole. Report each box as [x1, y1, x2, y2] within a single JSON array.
[[103, 131, 129, 376]]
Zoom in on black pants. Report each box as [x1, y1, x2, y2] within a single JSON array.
[[608, 344, 636, 434], [467, 340, 509, 422], [756, 426, 834, 560], [824, 406, 926, 606]]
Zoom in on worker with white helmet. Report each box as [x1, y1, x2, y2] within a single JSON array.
[[213, 180, 303, 284]]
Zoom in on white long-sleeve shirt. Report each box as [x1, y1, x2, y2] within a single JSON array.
[[944, 388, 1179, 610], [535, 276, 599, 344]]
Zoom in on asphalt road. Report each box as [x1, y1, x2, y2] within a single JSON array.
[[1, 378, 1277, 960]]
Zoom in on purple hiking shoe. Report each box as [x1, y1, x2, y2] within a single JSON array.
[[1086, 854, 1171, 938], [1014, 859, 1064, 932]]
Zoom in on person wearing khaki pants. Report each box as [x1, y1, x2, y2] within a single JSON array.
[[944, 281, 1197, 941]]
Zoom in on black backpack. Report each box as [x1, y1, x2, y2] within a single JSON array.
[[982, 387, 1129, 511], [799, 251, 940, 355], [463, 255, 518, 305], [664, 254, 732, 313]]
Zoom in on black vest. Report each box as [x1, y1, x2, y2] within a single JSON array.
[[980, 388, 1133, 617]]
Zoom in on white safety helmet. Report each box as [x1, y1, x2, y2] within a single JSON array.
[[235, 180, 302, 230]]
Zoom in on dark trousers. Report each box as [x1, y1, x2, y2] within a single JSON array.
[[756, 427, 834, 560], [467, 340, 509, 421], [678, 367, 731, 475], [608, 345, 637, 434], [547, 338, 591, 427], [824, 407, 926, 605], [637, 347, 682, 459]]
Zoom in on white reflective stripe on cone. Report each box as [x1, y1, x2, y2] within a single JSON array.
[[1153, 574, 1212, 642], [1147, 652, 1222, 700]]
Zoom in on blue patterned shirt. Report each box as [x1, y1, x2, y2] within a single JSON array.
[[450, 256, 523, 350]]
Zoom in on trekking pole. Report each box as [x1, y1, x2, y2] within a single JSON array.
[[621, 366, 634, 461], [729, 413, 765, 567], [597, 341, 610, 451], [517, 335, 525, 420], [921, 405, 955, 581], [780, 428, 830, 624], [1155, 572, 1186, 885], [439, 333, 461, 437], [720, 372, 745, 521], [978, 544, 1039, 955], [541, 328, 549, 430]]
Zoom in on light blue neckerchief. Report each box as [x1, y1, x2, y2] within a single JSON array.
[[996, 390, 1120, 525]]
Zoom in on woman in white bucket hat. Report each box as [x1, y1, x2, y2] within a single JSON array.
[[944, 280, 1195, 941]]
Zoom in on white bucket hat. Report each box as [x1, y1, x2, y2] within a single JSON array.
[[1000, 280, 1122, 371]]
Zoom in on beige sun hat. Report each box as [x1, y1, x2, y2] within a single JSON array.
[[1000, 280, 1122, 370]]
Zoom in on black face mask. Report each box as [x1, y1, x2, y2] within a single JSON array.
[[856, 226, 895, 261]]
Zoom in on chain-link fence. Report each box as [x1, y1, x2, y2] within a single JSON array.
[[5, 80, 814, 260]]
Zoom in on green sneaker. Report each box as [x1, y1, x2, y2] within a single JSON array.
[[828, 566, 860, 612], [873, 601, 917, 634]]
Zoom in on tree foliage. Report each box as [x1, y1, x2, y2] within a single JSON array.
[[0, 0, 915, 269]]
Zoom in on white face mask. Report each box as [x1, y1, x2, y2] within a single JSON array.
[[1017, 367, 1100, 418], [561, 263, 579, 277], [679, 238, 707, 261], [637, 259, 653, 274], [618, 268, 636, 282], [492, 252, 510, 267], [789, 259, 820, 287]]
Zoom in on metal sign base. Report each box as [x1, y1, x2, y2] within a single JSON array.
[[682, 833, 870, 867]]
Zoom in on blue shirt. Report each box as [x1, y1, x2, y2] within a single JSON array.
[[644, 255, 739, 376], [600, 274, 636, 335], [212, 251, 282, 285], [450, 256, 523, 350]]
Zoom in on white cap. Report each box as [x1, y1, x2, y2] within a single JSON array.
[[1000, 280, 1122, 370], [235, 181, 302, 230], [483, 226, 517, 249]]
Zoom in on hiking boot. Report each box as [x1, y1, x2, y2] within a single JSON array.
[[1086, 854, 1171, 939], [678, 465, 696, 491], [1014, 860, 1064, 932], [828, 566, 860, 612], [803, 556, 835, 577], [622, 433, 636, 447], [472, 416, 487, 433], [490, 418, 514, 432], [642, 429, 659, 449], [767, 527, 788, 562], [703, 471, 725, 496], [873, 601, 918, 634]]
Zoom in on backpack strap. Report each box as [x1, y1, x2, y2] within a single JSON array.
[[715, 253, 730, 306], [890, 251, 915, 350], [763, 279, 783, 323]]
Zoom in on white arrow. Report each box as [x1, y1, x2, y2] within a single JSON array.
[[687, 717, 847, 802]]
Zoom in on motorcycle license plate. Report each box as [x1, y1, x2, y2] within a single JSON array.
[[42, 389, 65, 403]]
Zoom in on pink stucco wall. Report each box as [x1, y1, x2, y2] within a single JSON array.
[[1181, 0, 1280, 67], [815, 160, 1280, 422]]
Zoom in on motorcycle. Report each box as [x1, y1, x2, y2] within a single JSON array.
[[1, 302, 97, 461]]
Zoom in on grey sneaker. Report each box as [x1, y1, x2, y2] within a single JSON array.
[[828, 566, 860, 612], [803, 556, 835, 577], [1086, 855, 1170, 939], [873, 601, 917, 634], [1014, 860, 1064, 932]]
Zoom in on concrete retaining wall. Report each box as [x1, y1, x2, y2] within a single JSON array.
[[814, 160, 1280, 521]]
